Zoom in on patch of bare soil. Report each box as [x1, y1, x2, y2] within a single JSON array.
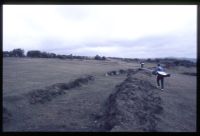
[[98, 70, 164, 132], [27, 75, 95, 104]]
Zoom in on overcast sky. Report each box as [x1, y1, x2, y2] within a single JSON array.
[[3, 5, 197, 58]]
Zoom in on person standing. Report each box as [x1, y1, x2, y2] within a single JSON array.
[[140, 62, 144, 68], [155, 64, 164, 90]]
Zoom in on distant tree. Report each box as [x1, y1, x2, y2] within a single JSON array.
[[3, 51, 10, 57], [155, 58, 160, 63], [102, 56, 106, 60], [173, 60, 180, 66], [40, 52, 49, 58], [56, 55, 67, 59], [67, 54, 73, 59], [11, 48, 25, 57], [49, 53, 56, 58], [146, 58, 152, 62], [74, 55, 81, 59], [133, 58, 139, 62], [179, 60, 195, 67], [27, 50, 41, 58], [94, 55, 101, 60]]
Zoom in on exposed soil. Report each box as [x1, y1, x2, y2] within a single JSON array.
[[97, 69, 164, 132], [27, 75, 95, 104], [105, 69, 140, 76]]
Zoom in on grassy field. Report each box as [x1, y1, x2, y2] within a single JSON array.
[[3, 58, 137, 96], [3, 57, 196, 132]]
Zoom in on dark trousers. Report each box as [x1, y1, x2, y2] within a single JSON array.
[[157, 75, 164, 89]]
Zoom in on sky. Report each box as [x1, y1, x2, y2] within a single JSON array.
[[3, 5, 197, 58]]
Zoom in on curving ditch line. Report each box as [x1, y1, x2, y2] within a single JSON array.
[[4, 68, 164, 131], [105, 69, 140, 76], [99, 69, 164, 132], [27, 75, 95, 104]]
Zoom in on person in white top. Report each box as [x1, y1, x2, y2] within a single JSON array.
[[140, 62, 144, 68], [155, 64, 164, 90]]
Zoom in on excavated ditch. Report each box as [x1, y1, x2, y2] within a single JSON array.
[[27, 75, 95, 104], [4, 69, 164, 132], [105, 69, 140, 76], [98, 69, 164, 132]]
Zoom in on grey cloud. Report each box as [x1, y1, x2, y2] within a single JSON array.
[[3, 5, 196, 59]]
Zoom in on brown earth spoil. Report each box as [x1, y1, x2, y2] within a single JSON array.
[[28, 75, 95, 104], [105, 69, 140, 76], [99, 69, 164, 132]]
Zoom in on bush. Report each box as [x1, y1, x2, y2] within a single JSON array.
[[40, 52, 49, 58], [56, 55, 67, 59], [27, 50, 42, 58], [146, 58, 152, 62], [173, 60, 180, 66], [3, 49, 25, 57], [11, 48, 25, 57], [67, 54, 73, 59], [95, 55, 106, 60], [49, 53, 56, 58], [95, 55, 101, 60], [155, 58, 160, 63]]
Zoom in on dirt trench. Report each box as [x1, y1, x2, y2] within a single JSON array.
[[3, 68, 165, 132], [105, 69, 140, 76], [27, 75, 95, 104], [98, 69, 164, 132]]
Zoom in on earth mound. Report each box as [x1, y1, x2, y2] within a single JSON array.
[[99, 70, 164, 132], [28, 75, 95, 104], [105, 69, 140, 76]]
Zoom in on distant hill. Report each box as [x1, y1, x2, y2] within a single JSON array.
[[180, 58, 196, 63], [163, 57, 196, 63]]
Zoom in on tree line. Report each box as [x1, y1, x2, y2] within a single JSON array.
[[145, 58, 196, 67], [3, 48, 106, 60], [110, 56, 196, 68]]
